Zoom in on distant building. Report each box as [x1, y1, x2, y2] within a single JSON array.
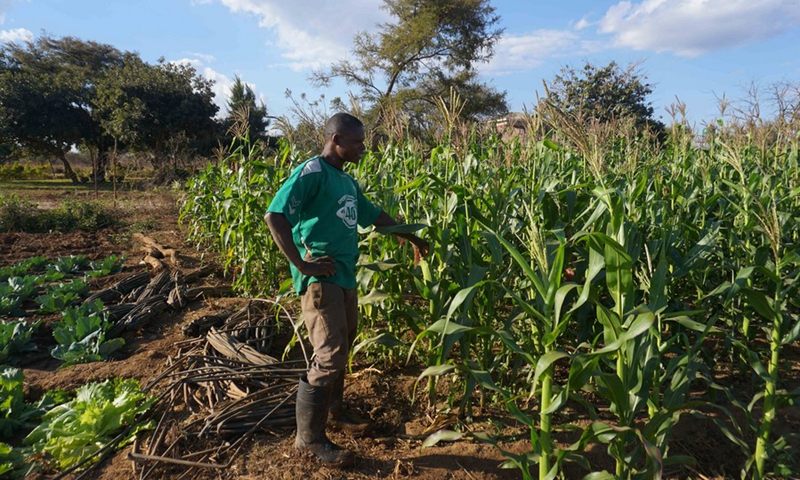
[[492, 112, 531, 140]]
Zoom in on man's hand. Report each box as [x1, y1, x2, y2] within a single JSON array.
[[300, 253, 337, 277], [409, 235, 430, 258]]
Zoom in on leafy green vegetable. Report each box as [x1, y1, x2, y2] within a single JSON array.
[[24, 378, 155, 470], [0, 276, 40, 315], [86, 254, 124, 278], [0, 442, 35, 479], [50, 300, 124, 367], [0, 320, 38, 364], [0, 256, 48, 282], [47, 255, 89, 275], [35, 279, 89, 313], [0, 367, 27, 438], [0, 286, 23, 316], [0, 367, 65, 438]]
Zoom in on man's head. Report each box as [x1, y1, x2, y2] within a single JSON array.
[[324, 113, 366, 166]]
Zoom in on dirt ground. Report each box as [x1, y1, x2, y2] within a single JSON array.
[[2, 185, 799, 480]]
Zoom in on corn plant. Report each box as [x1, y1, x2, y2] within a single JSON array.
[[181, 137, 293, 295], [485, 230, 588, 479], [708, 145, 800, 479]]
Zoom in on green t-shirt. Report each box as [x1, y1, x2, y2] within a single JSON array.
[[267, 156, 382, 294]]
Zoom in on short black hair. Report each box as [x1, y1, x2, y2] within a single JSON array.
[[324, 112, 363, 139]]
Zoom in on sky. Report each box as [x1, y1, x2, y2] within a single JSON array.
[[1, 0, 799, 128]]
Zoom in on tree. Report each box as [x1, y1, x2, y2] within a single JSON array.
[[404, 69, 508, 138], [545, 61, 664, 134], [0, 35, 219, 183], [95, 57, 218, 173], [220, 75, 269, 148], [0, 36, 124, 182], [312, 0, 507, 140]]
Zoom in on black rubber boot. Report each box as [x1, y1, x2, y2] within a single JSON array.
[[328, 372, 372, 437], [294, 376, 354, 467]]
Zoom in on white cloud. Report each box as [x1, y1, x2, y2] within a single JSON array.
[[204, 67, 235, 116], [184, 51, 216, 63], [574, 17, 590, 30], [598, 0, 800, 56], [0, 27, 31, 44], [202, 0, 389, 71], [485, 30, 583, 75], [171, 57, 262, 117]]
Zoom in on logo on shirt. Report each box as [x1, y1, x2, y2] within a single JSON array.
[[336, 195, 358, 228], [288, 196, 300, 215]]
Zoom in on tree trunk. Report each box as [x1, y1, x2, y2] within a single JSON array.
[[93, 149, 109, 183], [58, 152, 80, 184]]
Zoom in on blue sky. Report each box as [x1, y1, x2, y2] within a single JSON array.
[[2, 0, 799, 127]]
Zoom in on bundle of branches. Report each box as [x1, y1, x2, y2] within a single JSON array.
[[129, 299, 306, 480], [95, 266, 231, 339], [83, 271, 151, 305]]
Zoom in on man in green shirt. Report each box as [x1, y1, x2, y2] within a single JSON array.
[[265, 112, 428, 467]]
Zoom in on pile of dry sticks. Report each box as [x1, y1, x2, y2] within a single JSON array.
[[129, 299, 307, 480]]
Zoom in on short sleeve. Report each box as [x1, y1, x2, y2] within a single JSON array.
[[267, 163, 320, 226], [356, 185, 381, 228]]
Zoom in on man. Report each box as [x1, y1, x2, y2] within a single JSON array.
[[264, 112, 429, 467]]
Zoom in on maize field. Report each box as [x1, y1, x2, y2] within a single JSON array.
[[181, 121, 800, 480]]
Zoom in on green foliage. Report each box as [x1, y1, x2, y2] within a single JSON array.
[[0, 195, 40, 233], [545, 60, 664, 134], [0, 275, 40, 315], [0, 256, 49, 282], [180, 136, 292, 295], [0, 367, 66, 439], [86, 254, 124, 278], [0, 35, 218, 182], [47, 255, 90, 275], [50, 300, 124, 367], [0, 162, 51, 181], [35, 278, 89, 313], [221, 75, 270, 147], [0, 320, 39, 363], [313, 0, 507, 135], [51, 201, 117, 232], [0, 35, 126, 182], [94, 55, 218, 172], [0, 367, 28, 438], [0, 195, 118, 233], [24, 377, 155, 470], [185, 108, 800, 477], [0, 442, 31, 479]]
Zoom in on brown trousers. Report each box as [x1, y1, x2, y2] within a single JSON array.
[[301, 281, 358, 387]]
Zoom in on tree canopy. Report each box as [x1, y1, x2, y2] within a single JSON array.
[[0, 36, 122, 182], [0, 35, 218, 182], [312, 0, 507, 140], [95, 57, 218, 169], [220, 75, 270, 148], [545, 61, 664, 134]]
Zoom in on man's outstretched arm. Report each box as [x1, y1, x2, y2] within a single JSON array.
[[372, 211, 430, 257]]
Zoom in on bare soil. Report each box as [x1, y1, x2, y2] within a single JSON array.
[[2, 186, 799, 480]]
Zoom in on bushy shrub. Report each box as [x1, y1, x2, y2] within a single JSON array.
[[0, 195, 40, 232], [45, 200, 117, 232], [0, 196, 118, 233], [0, 162, 51, 181]]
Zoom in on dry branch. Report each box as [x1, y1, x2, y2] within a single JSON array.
[[132, 307, 306, 479], [84, 272, 151, 305], [133, 233, 180, 265]]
